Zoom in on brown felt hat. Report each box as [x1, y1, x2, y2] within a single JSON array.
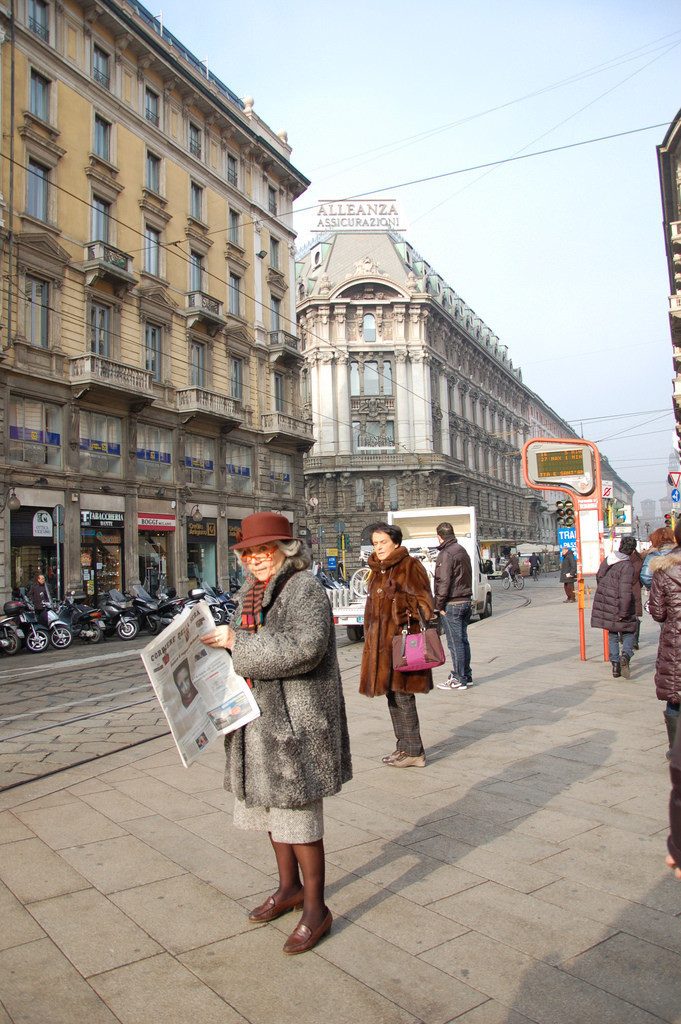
[[230, 511, 293, 550]]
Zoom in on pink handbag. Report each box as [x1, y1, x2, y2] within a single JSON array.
[[392, 610, 445, 673]]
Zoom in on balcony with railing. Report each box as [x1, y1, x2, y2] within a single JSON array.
[[82, 241, 136, 295], [177, 387, 243, 427], [70, 354, 155, 404], [92, 67, 110, 89], [28, 15, 48, 41], [268, 330, 303, 366], [183, 292, 226, 336], [261, 411, 314, 451]]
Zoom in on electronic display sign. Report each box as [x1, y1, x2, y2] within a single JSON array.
[[524, 439, 596, 495]]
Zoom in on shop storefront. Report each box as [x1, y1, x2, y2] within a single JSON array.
[[138, 513, 175, 594], [10, 506, 62, 598], [80, 510, 125, 602], [187, 518, 217, 589]]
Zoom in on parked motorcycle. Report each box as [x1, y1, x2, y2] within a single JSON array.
[[43, 606, 74, 649], [129, 584, 185, 635], [51, 594, 105, 644], [0, 610, 22, 655], [97, 589, 140, 640], [185, 582, 236, 625], [3, 600, 50, 653]]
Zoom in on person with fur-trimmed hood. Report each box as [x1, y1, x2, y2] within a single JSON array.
[[590, 536, 638, 678], [649, 519, 681, 761]]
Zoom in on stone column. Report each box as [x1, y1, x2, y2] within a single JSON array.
[[395, 351, 410, 451], [336, 354, 352, 454], [439, 369, 450, 456], [318, 352, 335, 453]]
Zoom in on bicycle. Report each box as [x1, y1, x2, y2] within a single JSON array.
[[350, 566, 371, 599], [528, 564, 541, 582], [501, 568, 524, 590]]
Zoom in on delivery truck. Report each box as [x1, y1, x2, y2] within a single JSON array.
[[330, 506, 492, 642]]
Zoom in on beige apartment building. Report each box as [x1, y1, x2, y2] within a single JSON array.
[[0, 0, 311, 601], [296, 229, 632, 569]]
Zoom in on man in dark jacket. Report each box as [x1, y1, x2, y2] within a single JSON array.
[[28, 573, 52, 627], [434, 522, 473, 691], [590, 537, 637, 678], [560, 546, 577, 602]]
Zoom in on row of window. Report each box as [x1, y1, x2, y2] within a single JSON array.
[[26, 2, 244, 190], [9, 396, 293, 495], [21, 276, 292, 409]]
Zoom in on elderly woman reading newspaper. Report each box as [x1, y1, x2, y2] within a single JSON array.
[[201, 511, 352, 956]]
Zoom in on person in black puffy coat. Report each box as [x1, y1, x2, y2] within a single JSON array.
[[649, 519, 681, 760], [590, 536, 637, 678]]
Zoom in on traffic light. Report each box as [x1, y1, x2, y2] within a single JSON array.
[[556, 499, 575, 527], [665, 512, 675, 528], [613, 502, 627, 525]]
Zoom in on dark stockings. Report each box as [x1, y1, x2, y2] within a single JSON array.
[[270, 835, 327, 931]]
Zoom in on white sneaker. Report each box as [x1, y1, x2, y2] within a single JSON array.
[[436, 679, 455, 690]]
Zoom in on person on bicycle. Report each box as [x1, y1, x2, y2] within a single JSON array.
[[506, 552, 520, 581], [528, 552, 540, 579]]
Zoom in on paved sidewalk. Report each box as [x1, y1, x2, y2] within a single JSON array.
[[1, 581, 680, 1024]]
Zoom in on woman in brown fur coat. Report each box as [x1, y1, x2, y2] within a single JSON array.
[[359, 522, 434, 768]]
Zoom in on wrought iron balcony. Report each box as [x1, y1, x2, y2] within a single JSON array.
[[70, 354, 155, 404], [177, 387, 243, 427], [183, 291, 226, 335], [261, 412, 314, 451], [82, 241, 136, 294], [268, 330, 302, 366]]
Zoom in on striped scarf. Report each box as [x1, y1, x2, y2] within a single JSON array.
[[238, 579, 266, 633]]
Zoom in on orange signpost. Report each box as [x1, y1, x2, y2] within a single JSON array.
[[522, 438, 606, 662]]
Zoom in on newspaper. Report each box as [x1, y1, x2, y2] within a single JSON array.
[[140, 600, 259, 767]]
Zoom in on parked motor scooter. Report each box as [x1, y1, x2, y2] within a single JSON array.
[[0, 610, 22, 655], [3, 599, 50, 653], [184, 582, 236, 625], [97, 589, 140, 640], [129, 584, 185, 635], [51, 594, 106, 644]]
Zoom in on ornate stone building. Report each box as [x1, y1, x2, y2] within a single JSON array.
[[296, 230, 585, 567], [0, 0, 310, 601]]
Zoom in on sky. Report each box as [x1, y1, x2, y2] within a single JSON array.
[[156, 0, 681, 515]]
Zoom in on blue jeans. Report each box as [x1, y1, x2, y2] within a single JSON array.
[[442, 602, 472, 682], [608, 631, 635, 663]]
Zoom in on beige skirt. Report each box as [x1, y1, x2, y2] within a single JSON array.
[[233, 797, 324, 844]]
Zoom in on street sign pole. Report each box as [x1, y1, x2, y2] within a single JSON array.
[[522, 437, 604, 662]]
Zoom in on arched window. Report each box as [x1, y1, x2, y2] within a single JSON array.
[[363, 313, 376, 342]]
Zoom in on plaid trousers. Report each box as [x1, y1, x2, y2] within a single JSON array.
[[387, 690, 424, 756]]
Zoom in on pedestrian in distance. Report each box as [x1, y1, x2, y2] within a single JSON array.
[[648, 518, 681, 760], [359, 522, 434, 768], [200, 511, 352, 955], [433, 522, 474, 691], [528, 552, 541, 579], [590, 536, 638, 678], [560, 546, 577, 603], [28, 572, 52, 627]]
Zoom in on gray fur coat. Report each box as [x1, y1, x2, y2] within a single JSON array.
[[225, 560, 352, 809]]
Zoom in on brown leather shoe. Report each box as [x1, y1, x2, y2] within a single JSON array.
[[283, 909, 333, 954], [388, 751, 426, 768], [248, 890, 304, 923]]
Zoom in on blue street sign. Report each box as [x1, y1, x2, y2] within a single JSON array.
[[328, 556, 337, 570], [557, 526, 577, 556], [672, 488, 680, 503]]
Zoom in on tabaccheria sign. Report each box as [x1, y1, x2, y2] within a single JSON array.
[[315, 199, 406, 232]]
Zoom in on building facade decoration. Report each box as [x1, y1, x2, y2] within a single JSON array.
[[296, 230, 631, 567], [0, 0, 311, 601]]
